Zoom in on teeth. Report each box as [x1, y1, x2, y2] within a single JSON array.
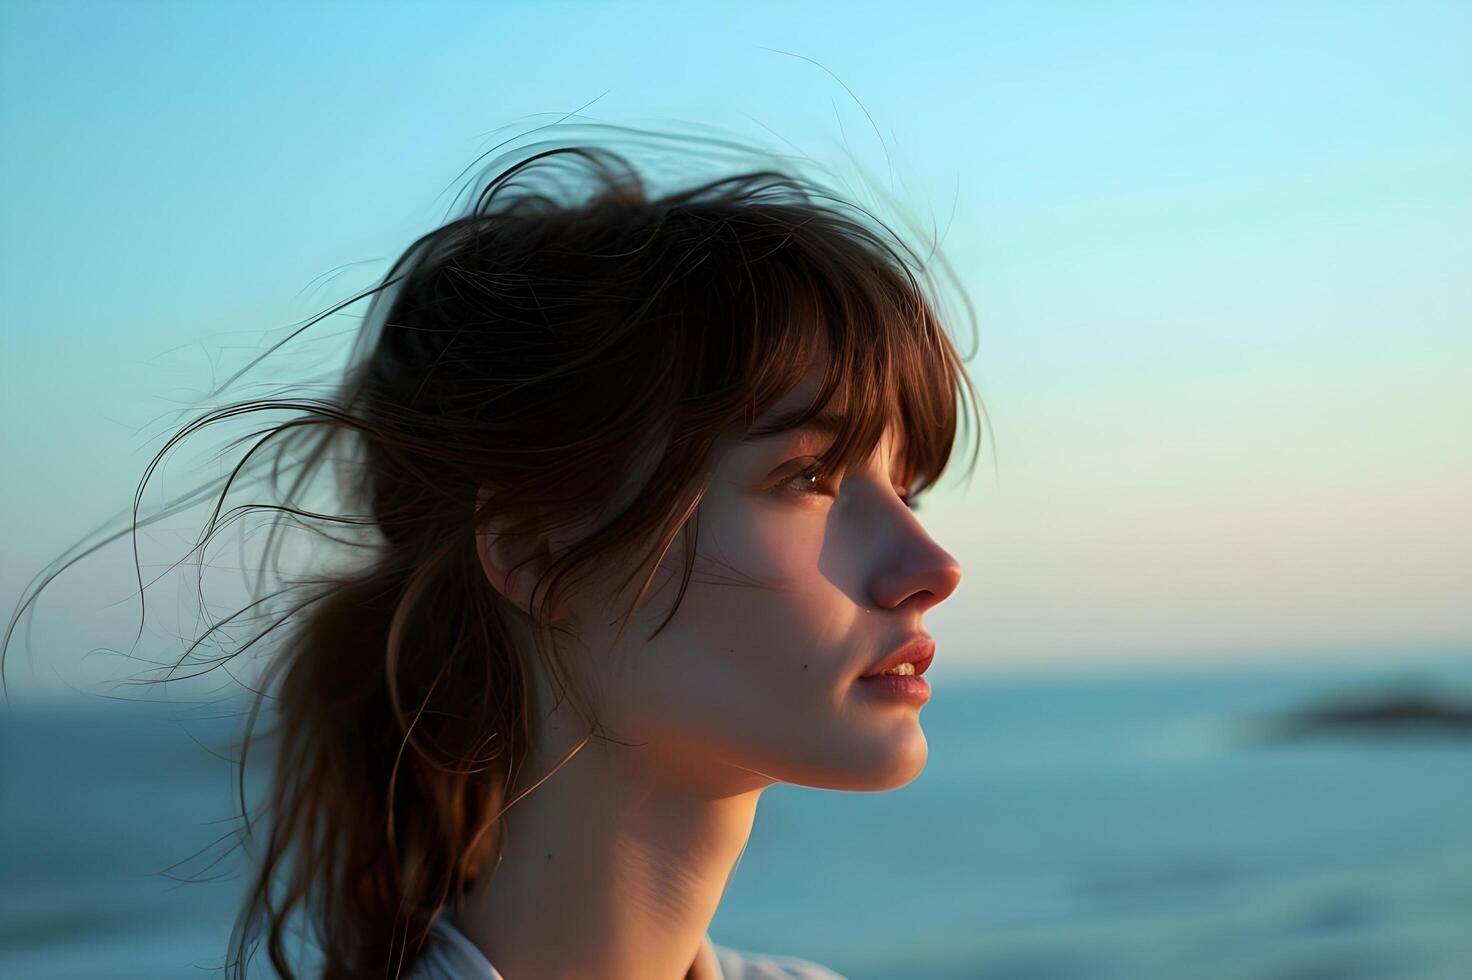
[[882, 662, 916, 676]]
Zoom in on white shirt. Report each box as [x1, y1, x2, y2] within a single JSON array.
[[404, 915, 847, 980]]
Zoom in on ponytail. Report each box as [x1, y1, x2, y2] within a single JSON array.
[[233, 543, 528, 979]]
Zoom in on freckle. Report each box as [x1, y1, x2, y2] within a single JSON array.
[[803, 664, 808, 669], [547, 853, 553, 861]]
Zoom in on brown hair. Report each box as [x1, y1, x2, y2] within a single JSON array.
[[4, 134, 985, 978]]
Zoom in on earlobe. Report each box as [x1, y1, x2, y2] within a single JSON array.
[[474, 509, 552, 617], [475, 521, 551, 616]]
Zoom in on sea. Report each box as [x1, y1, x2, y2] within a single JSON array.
[[3, 650, 1470, 980]]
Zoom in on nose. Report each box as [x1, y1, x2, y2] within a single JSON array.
[[869, 515, 963, 614]]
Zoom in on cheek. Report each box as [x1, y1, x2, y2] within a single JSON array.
[[684, 494, 848, 669], [592, 498, 857, 743], [568, 492, 925, 792], [712, 491, 826, 586]]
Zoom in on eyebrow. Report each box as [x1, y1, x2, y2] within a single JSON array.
[[741, 406, 849, 442]]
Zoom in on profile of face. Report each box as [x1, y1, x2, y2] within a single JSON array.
[[481, 370, 963, 799]]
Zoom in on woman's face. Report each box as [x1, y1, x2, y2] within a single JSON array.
[[553, 376, 963, 794]]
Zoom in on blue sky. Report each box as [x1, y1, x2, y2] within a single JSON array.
[[2, 1, 1468, 695]]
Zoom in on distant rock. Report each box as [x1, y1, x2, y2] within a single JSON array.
[[1244, 687, 1472, 743]]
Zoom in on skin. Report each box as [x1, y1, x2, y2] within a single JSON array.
[[458, 372, 962, 979]]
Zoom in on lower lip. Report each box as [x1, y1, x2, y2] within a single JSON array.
[[857, 673, 932, 703]]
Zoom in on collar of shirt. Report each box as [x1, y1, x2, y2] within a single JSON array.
[[419, 915, 725, 980]]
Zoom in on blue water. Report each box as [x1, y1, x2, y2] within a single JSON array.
[[3, 652, 1470, 979]]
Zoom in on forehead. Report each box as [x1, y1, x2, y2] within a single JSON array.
[[741, 382, 845, 442], [739, 378, 908, 463]]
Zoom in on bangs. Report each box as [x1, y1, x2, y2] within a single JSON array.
[[686, 211, 973, 500]]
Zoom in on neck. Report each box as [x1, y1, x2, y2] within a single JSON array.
[[454, 703, 771, 980]]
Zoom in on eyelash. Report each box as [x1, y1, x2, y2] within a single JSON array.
[[778, 463, 921, 511]]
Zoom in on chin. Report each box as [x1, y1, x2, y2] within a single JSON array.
[[788, 730, 930, 792], [874, 735, 929, 790]]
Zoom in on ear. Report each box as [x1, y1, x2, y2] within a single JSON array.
[[474, 489, 553, 617]]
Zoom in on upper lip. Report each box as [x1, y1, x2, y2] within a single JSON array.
[[860, 635, 936, 677]]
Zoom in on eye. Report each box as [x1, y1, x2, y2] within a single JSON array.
[[776, 461, 836, 499], [775, 460, 922, 511]]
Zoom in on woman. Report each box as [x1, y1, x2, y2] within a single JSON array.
[[9, 133, 983, 979]]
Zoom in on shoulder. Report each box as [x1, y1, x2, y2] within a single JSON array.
[[710, 942, 848, 980]]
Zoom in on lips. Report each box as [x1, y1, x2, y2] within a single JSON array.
[[860, 635, 936, 678]]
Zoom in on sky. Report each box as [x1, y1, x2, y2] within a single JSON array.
[[1, 0, 1468, 697]]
